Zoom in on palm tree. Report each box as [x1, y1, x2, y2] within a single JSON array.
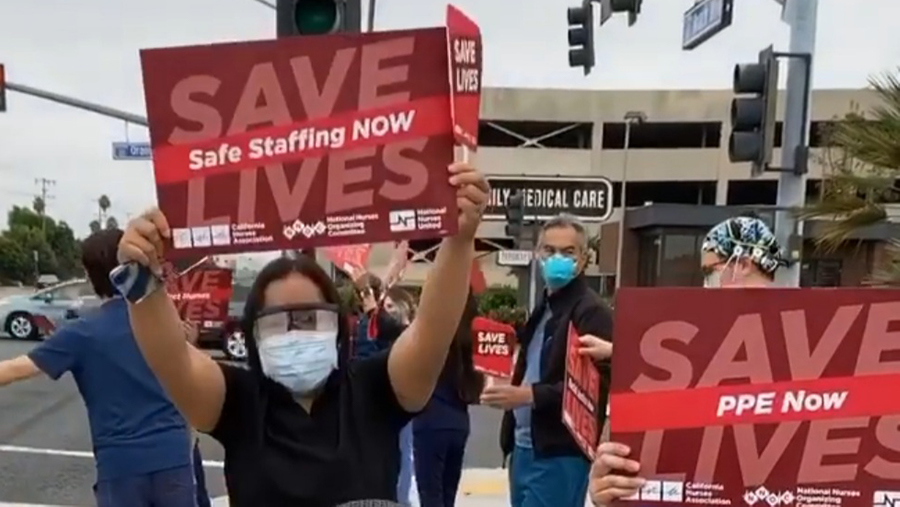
[[105, 216, 119, 230], [89, 220, 102, 234], [798, 70, 900, 284], [32, 197, 45, 216], [98, 195, 111, 222]]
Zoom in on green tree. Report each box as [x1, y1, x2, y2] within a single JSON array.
[[0, 206, 82, 283], [798, 70, 900, 284], [0, 235, 30, 283], [32, 196, 45, 216], [89, 220, 102, 234], [105, 216, 119, 230]]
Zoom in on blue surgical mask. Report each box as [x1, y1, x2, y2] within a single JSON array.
[[257, 330, 338, 394], [541, 254, 578, 290]]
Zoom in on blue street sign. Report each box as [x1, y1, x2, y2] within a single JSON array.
[[682, 0, 733, 50], [112, 142, 152, 160]]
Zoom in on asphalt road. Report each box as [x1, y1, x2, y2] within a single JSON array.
[[0, 338, 504, 506]]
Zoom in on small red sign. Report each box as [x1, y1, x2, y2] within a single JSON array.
[[446, 5, 481, 151], [140, 10, 481, 259], [165, 265, 233, 323], [610, 288, 900, 506], [323, 244, 371, 279], [562, 322, 601, 460], [471, 316, 516, 378]]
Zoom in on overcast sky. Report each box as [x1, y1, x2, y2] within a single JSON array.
[[1, 0, 898, 236]]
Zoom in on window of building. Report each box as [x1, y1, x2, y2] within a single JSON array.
[[637, 233, 661, 287], [586, 274, 616, 298], [727, 180, 778, 205], [800, 259, 842, 287], [478, 120, 592, 149], [624, 181, 717, 207], [602, 122, 721, 149], [657, 233, 703, 286]]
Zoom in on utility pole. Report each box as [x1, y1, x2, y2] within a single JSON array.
[[773, 0, 817, 287], [34, 177, 55, 234], [615, 111, 646, 289]]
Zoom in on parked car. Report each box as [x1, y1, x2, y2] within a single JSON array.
[[0, 279, 94, 340], [194, 286, 249, 362]]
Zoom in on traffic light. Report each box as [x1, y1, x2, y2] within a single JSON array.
[[729, 46, 779, 176], [505, 191, 526, 241], [0, 64, 6, 113], [600, 0, 643, 27], [566, 0, 594, 75], [276, 0, 361, 37]]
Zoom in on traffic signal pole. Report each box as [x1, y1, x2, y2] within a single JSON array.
[[773, 0, 818, 287]]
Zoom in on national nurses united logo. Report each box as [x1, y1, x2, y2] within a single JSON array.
[[743, 486, 795, 507]]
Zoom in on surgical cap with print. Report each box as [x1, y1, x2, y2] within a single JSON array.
[[701, 215, 787, 274]]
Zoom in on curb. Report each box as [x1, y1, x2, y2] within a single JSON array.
[[458, 468, 508, 497]]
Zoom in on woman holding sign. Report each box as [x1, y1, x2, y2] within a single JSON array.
[[114, 162, 489, 507], [589, 214, 786, 505]]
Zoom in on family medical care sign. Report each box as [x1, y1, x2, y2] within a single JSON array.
[[139, 7, 481, 258], [609, 288, 900, 507], [484, 176, 613, 222]]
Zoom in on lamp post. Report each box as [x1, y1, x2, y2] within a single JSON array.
[[614, 110, 647, 289]]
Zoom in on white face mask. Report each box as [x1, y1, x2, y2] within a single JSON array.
[[257, 330, 338, 394]]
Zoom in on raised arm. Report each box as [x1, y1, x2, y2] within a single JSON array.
[[0, 356, 42, 387], [116, 209, 226, 432], [387, 162, 488, 411]]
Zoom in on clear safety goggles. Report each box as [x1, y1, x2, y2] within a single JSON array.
[[253, 303, 341, 340]]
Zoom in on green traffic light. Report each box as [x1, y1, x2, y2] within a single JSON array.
[[294, 0, 339, 34]]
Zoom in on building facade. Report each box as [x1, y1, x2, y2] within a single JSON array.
[[364, 86, 890, 291]]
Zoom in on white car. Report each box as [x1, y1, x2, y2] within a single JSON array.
[[0, 280, 94, 340]]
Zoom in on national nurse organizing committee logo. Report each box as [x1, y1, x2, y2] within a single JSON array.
[[743, 486, 794, 507], [283, 219, 326, 240]]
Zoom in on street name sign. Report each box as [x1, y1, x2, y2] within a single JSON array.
[[682, 0, 733, 50], [112, 142, 152, 160]]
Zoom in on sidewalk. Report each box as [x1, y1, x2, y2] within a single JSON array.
[[207, 468, 510, 506]]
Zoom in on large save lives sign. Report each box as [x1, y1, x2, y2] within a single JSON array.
[[139, 7, 481, 258], [609, 288, 900, 507]]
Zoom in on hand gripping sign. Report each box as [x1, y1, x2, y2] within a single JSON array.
[[562, 323, 601, 460], [139, 6, 481, 259], [471, 316, 516, 378], [609, 288, 900, 507]]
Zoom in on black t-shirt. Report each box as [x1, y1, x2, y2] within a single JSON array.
[[208, 351, 413, 506]]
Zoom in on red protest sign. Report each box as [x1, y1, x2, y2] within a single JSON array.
[[563, 322, 601, 460], [609, 288, 900, 506], [323, 244, 371, 279], [471, 316, 516, 378], [140, 21, 474, 258], [165, 266, 233, 323], [446, 5, 481, 150]]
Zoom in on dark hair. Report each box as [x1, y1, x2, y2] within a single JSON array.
[[240, 255, 350, 372], [449, 293, 484, 404], [355, 273, 383, 300], [81, 228, 123, 298]]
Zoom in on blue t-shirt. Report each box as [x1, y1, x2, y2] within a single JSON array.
[[28, 298, 191, 480], [514, 308, 552, 448]]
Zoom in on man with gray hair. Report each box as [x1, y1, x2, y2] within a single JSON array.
[[481, 213, 613, 507]]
